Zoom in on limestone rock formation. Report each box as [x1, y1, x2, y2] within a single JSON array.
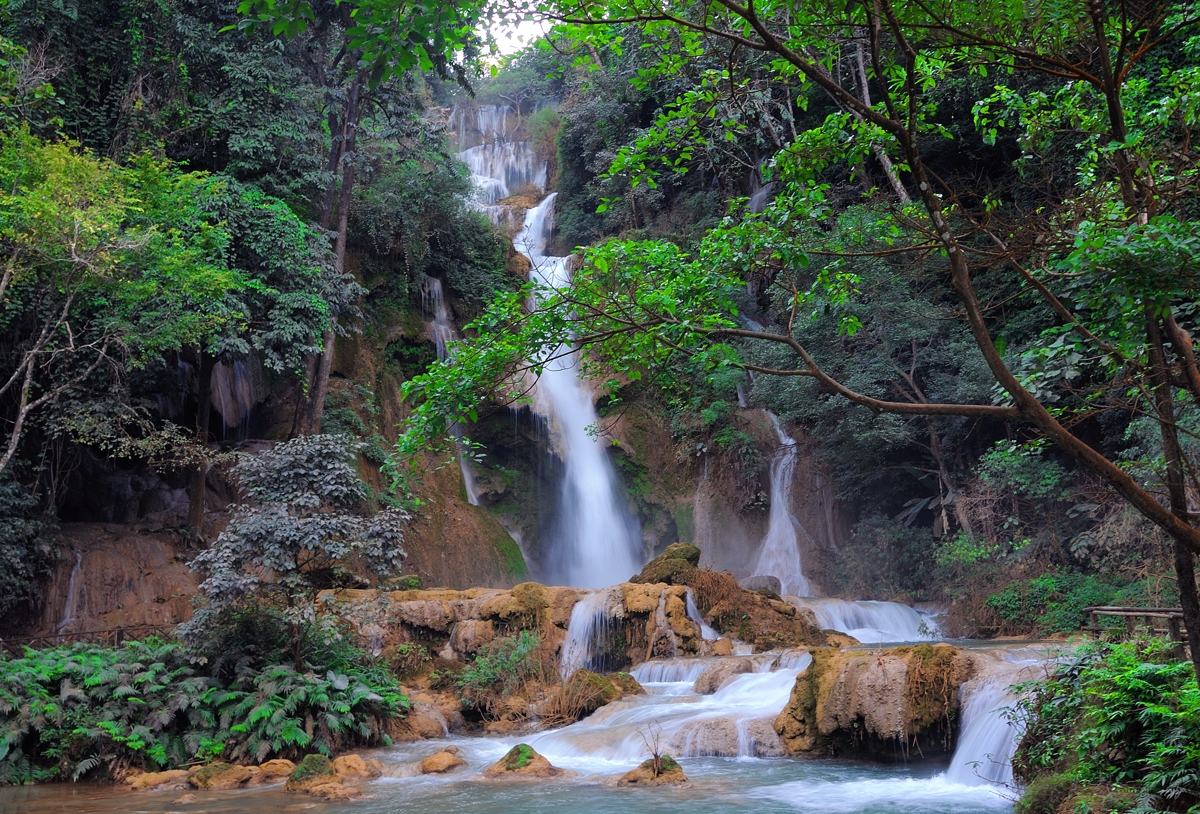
[[483, 744, 569, 779], [419, 748, 466, 774], [125, 769, 189, 790], [333, 754, 384, 780], [187, 763, 253, 790], [693, 657, 755, 694], [258, 759, 296, 780], [618, 755, 688, 785], [774, 643, 975, 759]]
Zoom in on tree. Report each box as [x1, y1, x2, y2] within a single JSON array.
[[183, 434, 409, 669], [399, 0, 1200, 676]]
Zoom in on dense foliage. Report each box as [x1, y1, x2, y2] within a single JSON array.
[[1013, 639, 1200, 813], [0, 636, 406, 783]]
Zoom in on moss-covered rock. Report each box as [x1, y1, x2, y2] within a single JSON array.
[[774, 643, 974, 759], [483, 744, 569, 779], [285, 754, 337, 792], [607, 671, 646, 696], [631, 543, 701, 585], [618, 754, 687, 785], [187, 762, 253, 790]]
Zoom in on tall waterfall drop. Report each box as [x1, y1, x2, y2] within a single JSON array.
[[748, 412, 812, 596], [514, 195, 642, 587], [456, 104, 642, 588]]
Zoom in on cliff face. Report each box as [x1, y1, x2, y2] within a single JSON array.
[[34, 524, 199, 637]]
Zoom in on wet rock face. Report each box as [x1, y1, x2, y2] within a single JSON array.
[[692, 658, 755, 695], [34, 524, 197, 636], [774, 643, 975, 760]]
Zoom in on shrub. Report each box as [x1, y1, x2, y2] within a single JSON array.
[[985, 573, 1131, 635], [457, 631, 540, 708]]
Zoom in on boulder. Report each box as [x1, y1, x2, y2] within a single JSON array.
[[258, 759, 296, 780], [710, 638, 734, 656], [419, 749, 467, 775], [483, 744, 569, 779], [333, 754, 383, 780], [774, 644, 975, 758], [449, 619, 495, 657], [173, 793, 198, 804], [187, 763, 253, 790], [693, 658, 755, 694], [618, 755, 688, 785], [406, 706, 450, 738], [739, 575, 782, 595], [308, 782, 363, 801], [607, 671, 646, 696], [285, 754, 337, 792], [126, 769, 189, 790]]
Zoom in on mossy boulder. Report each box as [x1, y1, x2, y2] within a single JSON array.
[[632, 543, 702, 585], [618, 754, 687, 785], [187, 762, 253, 790], [607, 671, 646, 696], [285, 754, 337, 792], [483, 744, 568, 779]]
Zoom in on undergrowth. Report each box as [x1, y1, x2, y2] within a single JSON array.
[[1011, 638, 1200, 813], [0, 637, 407, 783]]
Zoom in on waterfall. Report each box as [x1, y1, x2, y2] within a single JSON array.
[[53, 548, 83, 636], [514, 195, 643, 588], [685, 588, 719, 640], [421, 275, 480, 506], [787, 597, 940, 643], [559, 587, 623, 679], [748, 412, 812, 596], [455, 103, 547, 217], [946, 667, 1030, 786], [530, 661, 805, 760]]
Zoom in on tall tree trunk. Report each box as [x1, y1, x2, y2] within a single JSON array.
[[1146, 308, 1200, 678], [304, 78, 360, 436], [188, 351, 213, 538]]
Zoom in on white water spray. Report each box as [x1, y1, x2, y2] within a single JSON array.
[[787, 597, 940, 643]]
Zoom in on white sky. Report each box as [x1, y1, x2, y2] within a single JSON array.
[[491, 18, 552, 57]]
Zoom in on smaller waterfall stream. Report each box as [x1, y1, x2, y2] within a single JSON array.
[[421, 275, 480, 505], [53, 548, 83, 635], [787, 597, 941, 643], [748, 412, 811, 596]]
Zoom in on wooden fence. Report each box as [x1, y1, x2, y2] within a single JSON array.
[[1082, 606, 1187, 642]]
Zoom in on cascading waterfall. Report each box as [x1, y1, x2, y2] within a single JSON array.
[[454, 103, 548, 219], [53, 548, 83, 636], [946, 653, 1041, 786], [421, 275, 480, 506], [514, 195, 642, 588], [787, 597, 941, 643], [748, 412, 812, 596]]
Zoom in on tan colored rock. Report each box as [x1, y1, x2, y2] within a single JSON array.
[[258, 759, 296, 779], [621, 583, 662, 615], [245, 766, 264, 785], [333, 754, 382, 780], [545, 586, 586, 628], [392, 600, 452, 632], [483, 744, 569, 779], [188, 763, 253, 790], [419, 750, 467, 774], [449, 619, 495, 656], [618, 755, 688, 785], [711, 638, 734, 656], [693, 658, 754, 694], [309, 782, 363, 801], [173, 793, 198, 804], [406, 707, 449, 738], [285, 754, 337, 792], [126, 769, 189, 790]]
